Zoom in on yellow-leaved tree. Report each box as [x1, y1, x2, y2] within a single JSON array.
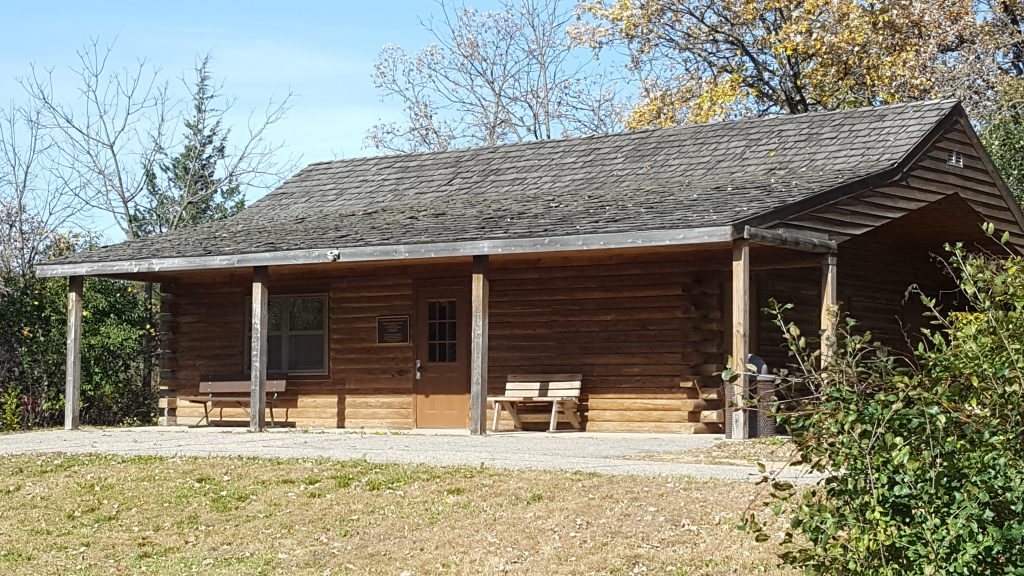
[[573, 0, 1024, 127]]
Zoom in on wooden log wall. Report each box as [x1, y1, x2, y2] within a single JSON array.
[[159, 282, 244, 425], [330, 273, 415, 430], [160, 262, 470, 429], [753, 267, 821, 371], [158, 250, 730, 433], [487, 251, 727, 434], [839, 238, 955, 351], [160, 278, 339, 428]]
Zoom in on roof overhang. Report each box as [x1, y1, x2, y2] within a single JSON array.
[[36, 225, 744, 278]]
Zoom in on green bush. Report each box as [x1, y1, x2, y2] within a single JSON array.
[[0, 272, 156, 428], [745, 235, 1024, 575], [0, 385, 20, 431]]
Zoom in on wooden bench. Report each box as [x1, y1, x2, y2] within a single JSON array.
[[178, 375, 287, 427], [488, 374, 583, 432]]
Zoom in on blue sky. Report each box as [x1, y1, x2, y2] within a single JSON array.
[[2, 1, 508, 162], [2, 1, 513, 238]]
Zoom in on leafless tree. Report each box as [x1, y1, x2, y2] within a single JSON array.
[[0, 102, 79, 278], [367, 0, 630, 154], [21, 40, 298, 240], [20, 40, 170, 240], [18, 41, 300, 403]]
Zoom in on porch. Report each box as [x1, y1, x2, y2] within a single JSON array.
[[60, 230, 847, 440]]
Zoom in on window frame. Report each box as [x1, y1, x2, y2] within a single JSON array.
[[245, 293, 329, 376]]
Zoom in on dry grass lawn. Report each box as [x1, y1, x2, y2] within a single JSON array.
[[0, 454, 794, 575]]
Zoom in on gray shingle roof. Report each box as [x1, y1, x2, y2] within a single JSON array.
[[51, 99, 959, 266]]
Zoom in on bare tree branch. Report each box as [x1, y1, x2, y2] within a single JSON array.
[[20, 39, 170, 239], [19, 42, 299, 240], [367, 0, 631, 153], [0, 101, 81, 277]]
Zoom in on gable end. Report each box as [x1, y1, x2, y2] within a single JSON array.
[[773, 114, 1024, 253]]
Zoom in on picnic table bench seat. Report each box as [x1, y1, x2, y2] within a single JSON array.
[[177, 374, 287, 427], [488, 373, 582, 432]]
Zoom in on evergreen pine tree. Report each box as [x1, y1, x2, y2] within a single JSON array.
[[134, 56, 245, 237]]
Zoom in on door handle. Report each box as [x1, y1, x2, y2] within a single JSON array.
[[415, 359, 422, 380]]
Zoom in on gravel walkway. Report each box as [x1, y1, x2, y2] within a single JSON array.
[[0, 427, 821, 483]]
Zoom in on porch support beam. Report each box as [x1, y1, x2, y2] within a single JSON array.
[[743, 226, 837, 253], [469, 255, 490, 436], [820, 253, 838, 365], [729, 240, 750, 440], [65, 275, 83, 430], [36, 225, 738, 278], [249, 266, 269, 431]]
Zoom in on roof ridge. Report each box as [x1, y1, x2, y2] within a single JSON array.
[[302, 99, 960, 169]]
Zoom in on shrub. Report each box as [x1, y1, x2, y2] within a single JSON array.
[[745, 236, 1024, 575], [0, 273, 156, 428], [0, 385, 20, 431]]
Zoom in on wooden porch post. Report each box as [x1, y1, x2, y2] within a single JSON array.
[[820, 253, 838, 365], [469, 255, 490, 435], [729, 241, 750, 439], [249, 266, 269, 431], [65, 275, 83, 430]]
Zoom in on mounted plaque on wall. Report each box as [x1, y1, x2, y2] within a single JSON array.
[[377, 315, 410, 344]]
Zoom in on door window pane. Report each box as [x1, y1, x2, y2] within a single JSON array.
[[426, 299, 457, 363]]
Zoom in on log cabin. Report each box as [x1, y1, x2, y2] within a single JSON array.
[[37, 100, 1024, 438]]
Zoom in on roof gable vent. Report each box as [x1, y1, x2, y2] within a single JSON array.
[[947, 150, 964, 168]]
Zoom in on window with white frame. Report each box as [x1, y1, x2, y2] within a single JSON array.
[[246, 294, 327, 374]]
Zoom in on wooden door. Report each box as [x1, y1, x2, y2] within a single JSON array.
[[414, 283, 470, 428]]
